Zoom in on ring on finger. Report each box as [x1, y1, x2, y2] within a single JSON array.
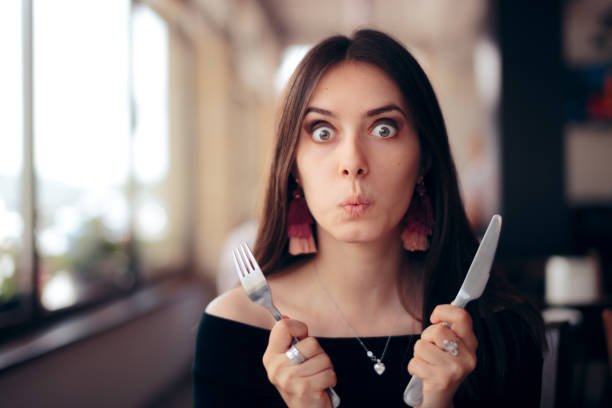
[[285, 344, 307, 364], [442, 339, 459, 356]]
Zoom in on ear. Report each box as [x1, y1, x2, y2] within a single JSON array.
[[290, 165, 301, 185]]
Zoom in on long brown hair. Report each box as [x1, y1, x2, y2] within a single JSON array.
[[254, 29, 543, 398]]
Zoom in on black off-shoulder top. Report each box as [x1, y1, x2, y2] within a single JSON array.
[[193, 310, 542, 407]]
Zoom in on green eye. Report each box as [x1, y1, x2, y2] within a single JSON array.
[[372, 123, 397, 138], [312, 126, 335, 142]]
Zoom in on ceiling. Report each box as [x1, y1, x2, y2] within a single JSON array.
[[256, 0, 488, 50]]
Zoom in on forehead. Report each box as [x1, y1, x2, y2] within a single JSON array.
[[307, 61, 407, 110]]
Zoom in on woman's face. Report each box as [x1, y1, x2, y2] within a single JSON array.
[[295, 61, 421, 244]]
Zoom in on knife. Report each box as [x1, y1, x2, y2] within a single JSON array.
[[403, 214, 502, 406]]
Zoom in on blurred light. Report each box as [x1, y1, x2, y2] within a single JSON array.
[[132, 5, 169, 185], [0, 0, 23, 178], [55, 206, 83, 236], [38, 228, 70, 256], [275, 44, 311, 94], [34, 0, 130, 189], [100, 190, 129, 239], [0, 200, 23, 243], [0, 254, 15, 279], [136, 199, 168, 241], [473, 37, 501, 108], [41, 271, 77, 311]]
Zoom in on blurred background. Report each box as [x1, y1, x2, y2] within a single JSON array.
[[0, 0, 611, 407]]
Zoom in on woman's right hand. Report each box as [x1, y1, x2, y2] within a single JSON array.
[[262, 318, 337, 408]]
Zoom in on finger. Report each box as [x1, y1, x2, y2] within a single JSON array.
[[421, 323, 460, 350], [273, 357, 336, 394], [302, 368, 337, 391], [293, 352, 334, 377], [413, 339, 450, 366], [430, 305, 478, 350], [407, 355, 436, 380], [418, 333, 476, 373], [293, 336, 327, 360], [268, 319, 308, 353]]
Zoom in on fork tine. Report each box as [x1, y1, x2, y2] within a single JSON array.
[[241, 242, 258, 271], [232, 249, 244, 279], [234, 247, 250, 278], [238, 242, 253, 272]]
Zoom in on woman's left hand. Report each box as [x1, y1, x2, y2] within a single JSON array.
[[407, 304, 478, 408]]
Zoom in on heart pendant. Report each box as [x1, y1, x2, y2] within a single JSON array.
[[373, 361, 385, 375]]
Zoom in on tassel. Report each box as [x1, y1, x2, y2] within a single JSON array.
[[401, 180, 434, 251], [288, 189, 317, 255]]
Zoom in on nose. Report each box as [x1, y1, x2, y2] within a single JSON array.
[[338, 133, 369, 178]]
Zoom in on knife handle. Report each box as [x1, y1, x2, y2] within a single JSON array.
[[403, 375, 423, 406]]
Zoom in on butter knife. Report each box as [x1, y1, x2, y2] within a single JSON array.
[[403, 214, 502, 406]]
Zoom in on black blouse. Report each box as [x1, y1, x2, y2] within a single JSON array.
[[193, 311, 542, 407]]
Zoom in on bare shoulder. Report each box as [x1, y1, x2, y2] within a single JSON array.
[[205, 286, 274, 329]]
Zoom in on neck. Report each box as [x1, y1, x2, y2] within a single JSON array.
[[312, 226, 408, 316]]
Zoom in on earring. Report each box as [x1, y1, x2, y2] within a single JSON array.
[[401, 177, 434, 251], [287, 184, 317, 255]]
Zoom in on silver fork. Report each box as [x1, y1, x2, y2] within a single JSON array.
[[233, 241, 341, 407]]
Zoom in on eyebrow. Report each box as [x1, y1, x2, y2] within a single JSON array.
[[304, 104, 408, 118], [304, 107, 335, 117], [366, 104, 408, 118]]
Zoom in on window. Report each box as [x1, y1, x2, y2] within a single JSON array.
[[132, 5, 186, 279], [0, 0, 25, 315], [1, 0, 188, 330], [34, 0, 133, 311]]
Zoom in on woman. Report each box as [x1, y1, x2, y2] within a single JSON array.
[[195, 29, 543, 407]]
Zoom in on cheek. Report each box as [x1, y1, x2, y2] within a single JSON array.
[[386, 152, 419, 187], [296, 141, 332, 189], [383, 154, 420, 210], [295, 154, 329, 215]]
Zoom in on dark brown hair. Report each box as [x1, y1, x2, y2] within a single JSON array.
[[254, 29, 543, 398]]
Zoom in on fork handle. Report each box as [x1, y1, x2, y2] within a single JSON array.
[[326, 387, 341, 407], [269, 305, 284, 322]]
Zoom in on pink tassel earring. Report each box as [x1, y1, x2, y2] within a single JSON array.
[[287, 185, 317, 255], [401, 177, 434, 251]]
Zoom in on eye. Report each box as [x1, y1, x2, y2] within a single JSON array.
[[372, 122, 397, 139], [312, 125, 335, 142]]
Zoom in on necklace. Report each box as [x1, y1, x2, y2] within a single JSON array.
[[314, 263, 401, 376]]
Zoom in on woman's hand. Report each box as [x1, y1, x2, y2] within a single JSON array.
[[262, 318, 337, 408], [408, 305, 478, 408]]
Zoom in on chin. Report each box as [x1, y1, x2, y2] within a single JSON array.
[[329, 224, 385, 244]]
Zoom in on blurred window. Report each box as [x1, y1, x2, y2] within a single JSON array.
[[132, 5, 186, 280], [1, 0, 185, 329], [34, 0, 133, 311], [0, 0, 24, 312]]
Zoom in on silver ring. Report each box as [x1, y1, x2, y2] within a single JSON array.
[[442, 339, 459, 356], [285, 345, 307, 364]]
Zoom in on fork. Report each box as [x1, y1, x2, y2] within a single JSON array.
[[233, 241, 341, 407]]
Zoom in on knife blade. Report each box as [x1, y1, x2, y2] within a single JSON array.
[[403, 214, 502, 406]]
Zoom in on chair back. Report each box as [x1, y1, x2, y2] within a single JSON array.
[[541, 320, 576, 408], [603, 309, 612, 378]]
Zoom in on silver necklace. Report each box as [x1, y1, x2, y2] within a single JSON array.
[[314, 263, 401, 376]]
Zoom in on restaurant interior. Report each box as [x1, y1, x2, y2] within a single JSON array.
[[0, 0, 611, 407]]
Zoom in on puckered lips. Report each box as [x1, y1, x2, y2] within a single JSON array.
[[339, 195, 372, 217]]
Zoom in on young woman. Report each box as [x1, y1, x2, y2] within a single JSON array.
[[195, 29, 544, 408]]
